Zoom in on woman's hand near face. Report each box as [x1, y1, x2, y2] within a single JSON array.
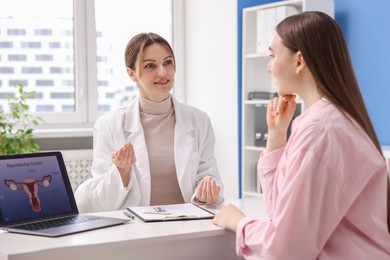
[[195, 176, 221, 205], [265, 95, 296, 153], [212, 204, 246, 232], [112, 143, 136, 187]]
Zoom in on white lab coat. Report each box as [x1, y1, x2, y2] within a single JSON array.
[[75, 95, 224, 213]]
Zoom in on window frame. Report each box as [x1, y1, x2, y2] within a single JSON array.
[[32, 0, 184, 135], [32, 0, 89, 126]]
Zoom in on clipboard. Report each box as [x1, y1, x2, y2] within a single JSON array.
[[127, 203, 214, 222]]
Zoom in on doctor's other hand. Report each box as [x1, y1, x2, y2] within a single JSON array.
[[212, 204, 246, 232], [195, 176, 221, 205], [112, 143, 136, 186]]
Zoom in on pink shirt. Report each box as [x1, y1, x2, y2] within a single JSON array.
[[237, 98, 390, 259]]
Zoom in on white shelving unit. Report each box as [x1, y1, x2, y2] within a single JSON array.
[[382, 146, 390, 174], [241, 0, 334, 198]]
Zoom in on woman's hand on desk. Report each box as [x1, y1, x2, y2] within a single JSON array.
[[195, 176, 221, 205], [112, 143, 136, 187], [212, 204, 245, 232]]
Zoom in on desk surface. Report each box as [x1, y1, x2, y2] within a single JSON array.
[[0, 197, 267, 260]]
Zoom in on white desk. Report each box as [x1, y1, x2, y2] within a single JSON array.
[[0, 197, 267, 260]]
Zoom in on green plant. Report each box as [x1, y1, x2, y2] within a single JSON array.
[[0, 84, 44, 155]]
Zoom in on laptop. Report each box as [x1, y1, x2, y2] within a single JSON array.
[[0, 151, 128, 237]]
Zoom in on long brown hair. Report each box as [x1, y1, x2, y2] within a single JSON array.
[[124, 32, 176, 76], [276, 11, 382, 155]]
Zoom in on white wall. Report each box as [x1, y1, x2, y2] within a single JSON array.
[[183, 0, 238, 200]]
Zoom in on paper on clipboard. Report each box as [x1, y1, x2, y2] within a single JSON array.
[[127, 203, 214, 222]]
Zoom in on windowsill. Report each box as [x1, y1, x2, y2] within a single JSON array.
[[33, 128, 93, 139]]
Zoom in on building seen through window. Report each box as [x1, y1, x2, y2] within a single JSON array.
[[0, 0, 172, 123]]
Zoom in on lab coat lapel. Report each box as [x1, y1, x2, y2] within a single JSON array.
[[123, 97, 151, 204], [123, 97, 143, 145], [172, 97, 194, 183]]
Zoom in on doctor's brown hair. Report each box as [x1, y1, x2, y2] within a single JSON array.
[[276, 11, 390, 232], [124, 32, 176, 76]]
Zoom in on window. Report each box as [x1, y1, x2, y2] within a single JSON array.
[[8, 54, 27, 61], [21, 42, 42, 48], [35, 55, 53, 61], [0, 0, 75, 122], [0, 42, 13, 48], [7, 29, 26, 35], [0, 0, 174, 129], [34, 29, 52, 36], [94, 0, 173, 115]]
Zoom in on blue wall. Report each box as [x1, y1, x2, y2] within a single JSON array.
[[238, 0, 390, 196]]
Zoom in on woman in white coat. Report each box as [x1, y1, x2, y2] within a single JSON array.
[[75, 32, 224, 213]]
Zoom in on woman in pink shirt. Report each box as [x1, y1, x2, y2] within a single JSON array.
[[213, 11, 390, 259]]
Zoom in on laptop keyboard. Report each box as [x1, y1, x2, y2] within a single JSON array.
[[12, 215, 104, 231]]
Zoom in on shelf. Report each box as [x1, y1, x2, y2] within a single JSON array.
[[245, 53, 269, 59], [244, 146, 264, 152], [245, 100, 270, 105], [243, 191, 263, 198], [382, 145, 390, 157], [243, 0, 303, 13], [382, 146, 390, 174]]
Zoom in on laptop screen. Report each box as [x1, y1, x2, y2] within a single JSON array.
[[0, 152, 77, 226]]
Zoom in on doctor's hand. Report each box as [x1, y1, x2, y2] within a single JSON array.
[[265, 95, 296, 154], [112, 143, 136, 187], [212, 204, 246, 232], [195, 176, 220, 205]]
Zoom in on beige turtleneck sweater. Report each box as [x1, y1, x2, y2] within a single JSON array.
[[139, 96, 184, 205]]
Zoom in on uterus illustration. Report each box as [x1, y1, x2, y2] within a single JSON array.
[[4, 175, 52, 213]]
